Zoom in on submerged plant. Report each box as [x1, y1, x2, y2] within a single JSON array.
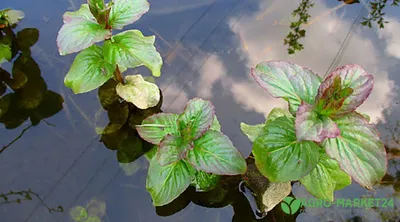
[[136, 98, 247, 206], [56, 0, 162, 109], [241, 61, 387, 202]]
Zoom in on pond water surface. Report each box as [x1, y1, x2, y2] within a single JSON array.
[[1, 0, 400, 221]]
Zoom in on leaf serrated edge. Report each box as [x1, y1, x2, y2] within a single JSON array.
[[136, 112, 177, 144]]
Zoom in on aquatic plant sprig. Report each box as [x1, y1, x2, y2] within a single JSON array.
[[56, 0, 163, 109], [241, 60, 387, 202]]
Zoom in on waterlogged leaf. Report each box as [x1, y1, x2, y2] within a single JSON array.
[[86, 198, 106, 218], [178, 98, 214, 141], [69, 206, 88, 221], [240, 122, 265, 142], [316, 65, 373, 115], [116, 74, 160, 109], [57, 18, 111, 55], [85, 216, 101, 222], [300, 152, 351, 201], [108, 0, 150, 30], [103, 30, 163, 77], [136, 113, 180, 144], [157, 135, 191, 166], [63, 4, 95, 22], [251, 61, 322, 114], [64, 45, 115, 94], [30, 90, 64, 125], [192, 171, 220, 192], [98, 79, 118, 110], [322, 113, 386, 189], [0, 94, 12, 118], [210, 116, 221, 131], [146, 159, 193, 206], [17, 28, 39, 51], [295, 102, 340, 142], [187, 130, 247, 175], [252, 116, 320, 182]]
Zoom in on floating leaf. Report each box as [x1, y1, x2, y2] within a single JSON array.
[[136, 113, 180, 144], [64, 45, 115, 94], [69, 206, 88, 221], [146, 159, 193, 206], [57, 16, 111, 55], [30, 90, 64, 125], [300, 152, 351, 201], [252, 116, 320, 182], [177, 98, 214, 141], [187, 130, 247, 175], [0, 42, 12, 64], [295, 102, 340, 142], [103, 30, 163, 77], [251, 61, 322, 114], [116, 74, 160, 109], [322, 112, 386, 189], [316, 64, 373, 116], [240, 122, 265, 142], [98, 79, 118, 110], [108, 0, 150, 30], [157, 135, 191, 166]]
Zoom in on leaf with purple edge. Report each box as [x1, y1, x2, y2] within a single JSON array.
[[157, 135, 192, 166], [57, 18, 111, 55], [295, 102, 340, 142], [177, 98, 215, 141], [251, 61, 322, 115], [316, 64, 373, 116], [322, 112, 386, 190], [108, 0, 150, 30], [136, 113, 180, 144], [187, 130, 247, 175]]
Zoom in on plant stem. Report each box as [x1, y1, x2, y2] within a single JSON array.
[[113, 65, 124, 84], [0, 124, 33, 154]]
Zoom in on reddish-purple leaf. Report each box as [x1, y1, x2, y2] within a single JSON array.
[[136, 113, 180, 144], [316, 65, 373, 115]]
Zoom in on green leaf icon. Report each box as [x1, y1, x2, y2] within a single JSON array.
[[281, 196, 302, 215]]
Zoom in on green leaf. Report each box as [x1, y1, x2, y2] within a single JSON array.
[[252, 116, 320, 182], [192, 170, 220, 192], [157, 135, 191, 166], [69, 206, 88, 221], [187, 130, 247, 175], [146, 159, 193, 206], [102, 30, 163, 77], [116, 74, 160, 109], [251, 61, 322, 114], [63, 4, 95, 22], [266, 107, 293, 124], [64, 45, 115, 94], [316, 65, 373, 116], [300, 152, 351, 201], [177, 98, 215, 141], [108, 0, 150, 30], [84, 216, 101, 222], [136, 113, 180, 144], [322, 112, 387, 189], [210, 116, 221, 131], [88, 0, 106, 21], [57, 15, 111, 55], [295, 102, 340, 142], [240, 122, 265, 142], [0, 43, 12, 64]]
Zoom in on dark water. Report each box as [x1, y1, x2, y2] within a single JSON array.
[[1, 0, 400, 221]]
